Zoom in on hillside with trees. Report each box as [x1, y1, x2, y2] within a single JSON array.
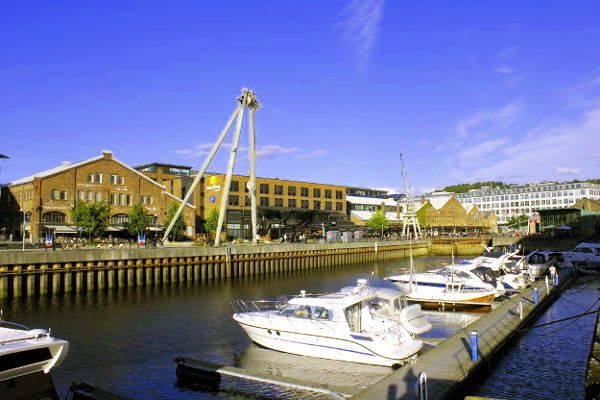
[[442, 181, 510, 193]]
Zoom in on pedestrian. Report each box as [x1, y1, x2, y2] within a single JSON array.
[[283, 233, 288, 242]]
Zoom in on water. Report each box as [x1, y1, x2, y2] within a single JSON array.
[[470, 273, 600, 400], [1, 256, 594, 399]]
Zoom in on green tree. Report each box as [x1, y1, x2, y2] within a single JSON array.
[[71, 200, 89, 230], [506, 214, 529, 229], [164, 203, 186, 240], [367, 210, 390, 237], [86, 202, 110, 238], [127, 203, 151, 236], [203, 207, 220, 238]]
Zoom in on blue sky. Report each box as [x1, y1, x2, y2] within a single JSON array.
[[1, 1, 600, 194]]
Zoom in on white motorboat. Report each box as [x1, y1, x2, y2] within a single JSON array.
[[386, 265, 499, 307], [232, 279, 431, 367], [563, 242, 600, 267], [464, 250, 530, 291], [0, 319, 69, 382]]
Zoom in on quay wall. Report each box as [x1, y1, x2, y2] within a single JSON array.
[[0, 240, 431, 299]]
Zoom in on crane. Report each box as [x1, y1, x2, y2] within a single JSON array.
[[162, 89, 260, 246], [400, 152, 422, 240]]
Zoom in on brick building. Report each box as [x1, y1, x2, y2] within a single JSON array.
[[0, 152, 195, 242]]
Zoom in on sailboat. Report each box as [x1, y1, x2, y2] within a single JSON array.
[[386, 244, 499, 308]]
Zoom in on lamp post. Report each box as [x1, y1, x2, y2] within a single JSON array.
[[20, 208, 25, 251], [321, 223, 326, 242]]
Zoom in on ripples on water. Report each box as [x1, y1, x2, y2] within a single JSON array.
[[2, 256, 595, 399], [471, 274, 600, 400]]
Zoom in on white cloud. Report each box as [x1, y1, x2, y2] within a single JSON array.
[[556, 166, 580, 175], [447, 106, 600, 183], [374, 186, 401, 194], [340, 0, 385, 67], [456, 102, 521, 139], [295, 149, 329, 160], [256, 145, 300, 158], [495, 66, 514, 74]]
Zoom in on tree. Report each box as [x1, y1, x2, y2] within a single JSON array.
[[71, 201, 109, 239], [203, 207, 220, 239], [127, 204, 151, 236], [164, 203, 186, 240], [367, 210, 390, 237], [86, 202, 110, 238], [71, 200, 88, 230], [506, 214, 529, 229]]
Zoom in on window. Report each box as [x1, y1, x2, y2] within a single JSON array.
[[87, 173, 102, 184], [245, 196, 251, 206], [141, 195, 154, 205], [336, 202, 344, 211], [274, 198, 283, 207], [288, 186, 297, 196], [260, 184, 269, 194], [111, 214, 129, 225], [288, 199, 297, 208], [87, 191, 94, 202], [120, 193, 129, 206], [301, 200, 309, 209], [325, 201, 332, 210], [313, 200, 321, 210], [110, 193, 118, 205], [51, 190, 67, 200], [228, 195, 239, 206], [260, 197, 269, 207], [301, 187, 309, 197], [110, 175, 125, 185], [95, 192, 103, 202], [42, 212, 65, 223], [325, 190, 332, 199], [336, 190, 343, 200], [79, 191, 85, 201], [313, 188, 321, 197], [274, 185, 283, 195], [230, 180, 239, 192]]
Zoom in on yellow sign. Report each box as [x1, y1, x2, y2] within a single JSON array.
[[209, 176, 217, 185]]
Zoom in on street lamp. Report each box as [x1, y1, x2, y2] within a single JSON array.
[[20, 208, 25, 251]]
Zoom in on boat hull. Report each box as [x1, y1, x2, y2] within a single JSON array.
[[0, 338, 69, 382], [233, 316, 421, 367]]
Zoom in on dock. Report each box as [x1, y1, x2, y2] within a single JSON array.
[[351, 268, 576, 399]]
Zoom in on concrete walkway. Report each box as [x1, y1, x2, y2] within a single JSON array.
[[351, 268, 575, 400]]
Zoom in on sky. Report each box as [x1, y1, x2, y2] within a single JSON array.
[[1, 1, 600, 194]]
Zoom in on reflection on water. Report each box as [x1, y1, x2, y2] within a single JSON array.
[[4, 255, 589, 399]]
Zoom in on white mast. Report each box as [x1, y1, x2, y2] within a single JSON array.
[[400, 152, 422, 240]]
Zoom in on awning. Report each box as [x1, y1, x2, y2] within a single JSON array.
[[148, 226, 164, 232], [44, 225, 78, 234], [106, 226, 125, 232]]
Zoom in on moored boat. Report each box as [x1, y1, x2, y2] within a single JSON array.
[[232, 279, 431, 367], [0, 318, 69, 382]]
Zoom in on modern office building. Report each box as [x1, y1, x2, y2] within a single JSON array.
[[452, 182, 600, 224], [0, 152, 196, 242], [346, 194, 402, 226]]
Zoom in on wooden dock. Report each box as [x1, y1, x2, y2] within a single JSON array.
[[350, 268, 576, 399]]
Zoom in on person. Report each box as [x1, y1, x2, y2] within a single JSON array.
[[549, 264, 557, 282], [283, 233, 288, 242]]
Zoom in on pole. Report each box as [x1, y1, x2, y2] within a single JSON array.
[[247, 96, 260, 244], [321, 223, 325, 242], [21, 209, 25, 251], [214, 104, 246, 246], [161, 101, 242, 243]]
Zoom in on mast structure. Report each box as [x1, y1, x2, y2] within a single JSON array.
[[161, 89, 261, 246], [400, 152, 422, 240]]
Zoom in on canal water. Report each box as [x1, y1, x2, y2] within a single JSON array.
[[1, 256, 597, 399]]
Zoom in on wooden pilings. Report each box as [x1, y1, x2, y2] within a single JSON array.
[[0, 241, 436, 299]]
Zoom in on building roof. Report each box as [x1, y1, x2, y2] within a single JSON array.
[[346, 195, 398, 206], [428, 195, 453, 210], [8, 151, 167, 191], [135, 162, 193, 170], [350, 210, 401, 222]]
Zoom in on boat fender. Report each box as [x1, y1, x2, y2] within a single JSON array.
[[399, 305, 432, 335]]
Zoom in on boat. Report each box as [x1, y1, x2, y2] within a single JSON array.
[[463, 250, 530, 291], [232, 279, 431, 367], [562, 242, 600, 267], [386, 247, 500, 308], [0, 317, 69, 382]]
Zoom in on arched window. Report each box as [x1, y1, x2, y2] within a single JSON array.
[[111, 214, 129, 225], [42, 212, 65, 223]]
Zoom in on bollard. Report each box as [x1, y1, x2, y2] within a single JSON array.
[[470, 331, 478, 361], [519, 301, 524, 319], [545, 275, 550, 295], [533, 288, 539, 304], [414, 371, 428, 400]]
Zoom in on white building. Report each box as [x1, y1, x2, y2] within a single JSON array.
[[346, 195, 403, 225], [451, 182, 600, 224]]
